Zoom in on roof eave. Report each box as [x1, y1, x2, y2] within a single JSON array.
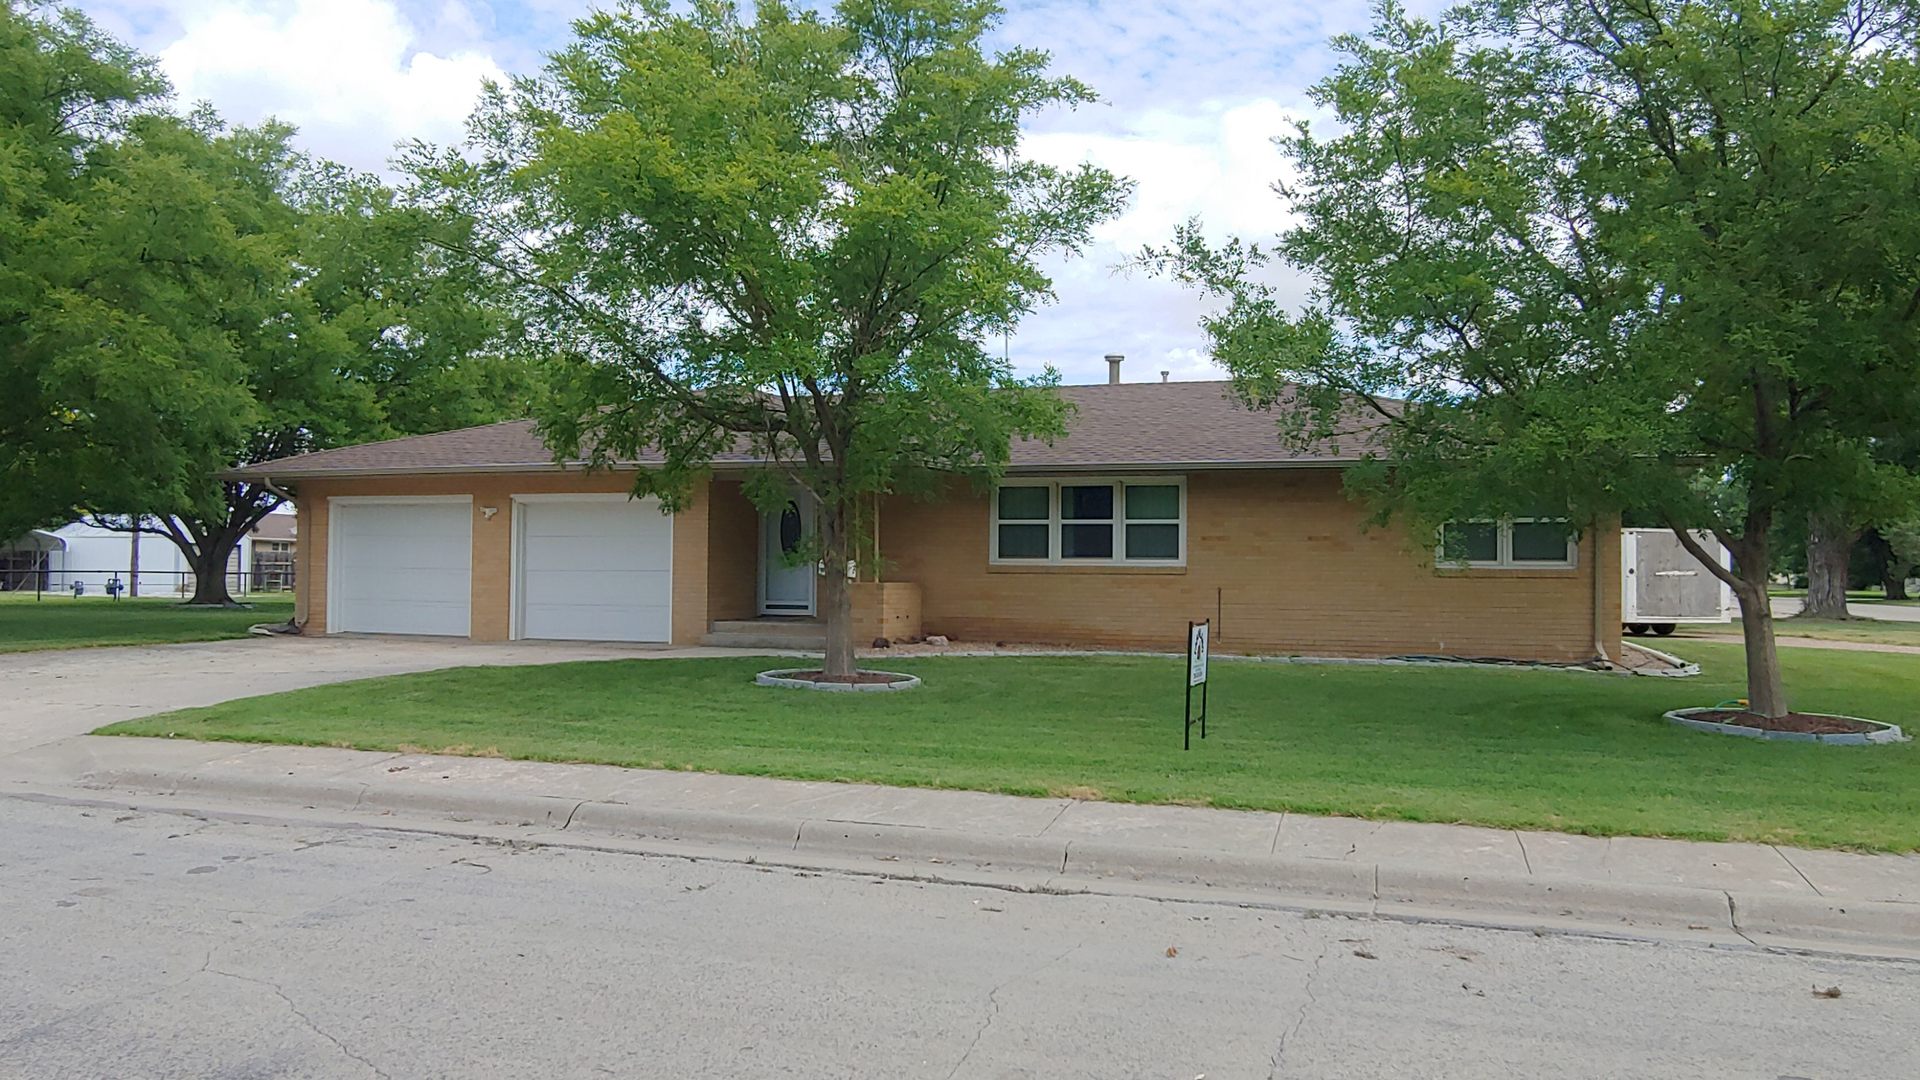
[[230, 457, 1364, 483]]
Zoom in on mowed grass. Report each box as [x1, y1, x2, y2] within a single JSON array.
[[0, 593, 294, 652], [100, 642, 1920, 851], [1674, 617, 1920, 648]]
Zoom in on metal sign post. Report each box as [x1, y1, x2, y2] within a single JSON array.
[[1185, 619, 1210, 750]]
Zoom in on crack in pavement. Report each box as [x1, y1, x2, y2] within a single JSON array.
[[1268, 945, 1331, 1079], [943, 941, 1084, 1080], [208, 967, 389, 1079]]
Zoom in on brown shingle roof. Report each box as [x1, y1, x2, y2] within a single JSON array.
[[231, 381, 1379, 480]]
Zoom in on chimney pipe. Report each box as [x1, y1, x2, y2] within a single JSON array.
[[1105, 354, 1124, 385]]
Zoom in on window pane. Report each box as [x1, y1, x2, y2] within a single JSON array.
[[1124, 484, 1179, 521], [1061, 484, 1113, 521], [1443, 521, 1499, 563], [997, 486, 1049, 520], [997, 523, 1049, 559], [1510, 520, 1571, 563], [1125, 523, 1180, 560], [1061, 523, 1113, 559]]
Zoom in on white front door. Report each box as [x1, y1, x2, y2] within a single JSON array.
[[759, 492, 815, 615]]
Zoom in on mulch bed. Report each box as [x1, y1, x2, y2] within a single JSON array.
[[780, 670, 906, 685], [1689, 710, 1877, 735]]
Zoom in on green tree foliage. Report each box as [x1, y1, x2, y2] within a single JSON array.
[[97, 131, 535, 606], [2, 2, 533, 605], [1, 3, 256, 539], [1150, 0, 1920, 717], [409, 0, 1129, 675]]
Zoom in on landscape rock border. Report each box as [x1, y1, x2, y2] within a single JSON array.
[[756, 668, 921, 693], [1664, 707, 1909, 745]]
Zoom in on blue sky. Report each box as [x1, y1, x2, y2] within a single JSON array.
[[71, 0, 1440, 386]]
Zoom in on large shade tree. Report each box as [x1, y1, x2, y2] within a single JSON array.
[[86, 134, 533, 606], [1, 2, 256, 541], [1152, 0, 1920, 717], [3, 2, 532, 605], [409, 0, 1128, 676]]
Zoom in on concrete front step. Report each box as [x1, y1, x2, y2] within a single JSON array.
[[701, 619, 826, 650]]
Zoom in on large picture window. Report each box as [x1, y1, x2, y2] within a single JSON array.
[[992, 478, 1185, 565], [1438, 518, 1577, 568]]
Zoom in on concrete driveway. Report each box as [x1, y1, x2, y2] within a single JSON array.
[[0, 635, 767, 758]]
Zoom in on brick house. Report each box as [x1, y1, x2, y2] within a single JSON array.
[[232, 379, 1622, 663]]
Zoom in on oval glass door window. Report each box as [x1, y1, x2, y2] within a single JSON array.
[[779, 501, 803, 554]]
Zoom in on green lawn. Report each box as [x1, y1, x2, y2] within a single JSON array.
[[0, 593, 294, 653], [100, 642, 1920, 852], [1674, 617, 1920, 648]]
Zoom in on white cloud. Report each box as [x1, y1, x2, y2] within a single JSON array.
[[69, 0, 1433, 385], [1011, 98, 1319, 385], [149, 0, 505, 173]]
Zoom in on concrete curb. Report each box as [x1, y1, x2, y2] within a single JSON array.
[[797, 820, 1064, 873], [35, 764, 1920, 958], [1060, 840, 1377, 902], [1376, 865, 1733, 931], [1731, 893, 1920, 950]]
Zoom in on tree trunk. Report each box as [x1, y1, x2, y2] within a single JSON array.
[[185, 535, 242, 606], [1889, 572, 1911, 602], [818, 499, 856, 678], [1734, 582, 1788, 717], [1802, 513, 1856, 619]]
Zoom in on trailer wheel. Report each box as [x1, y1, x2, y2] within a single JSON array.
[[1652, 623, 1676, 636], [1626, 623, 1651, 636]]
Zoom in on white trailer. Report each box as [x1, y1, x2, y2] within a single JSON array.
[[1621, 528, 1734, 636]]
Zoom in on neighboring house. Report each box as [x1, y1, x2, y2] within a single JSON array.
[[248, 512, 298, 592], [228, 379, 1622, 663], [0, 517, 275, 596]]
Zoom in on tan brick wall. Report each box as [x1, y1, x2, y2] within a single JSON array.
[[706, 479, 761, 621], [879, 470, 1621, 663], [292, 466, 1619, 662], [292, 472, 714, 645], [851, 582, 922, 643]]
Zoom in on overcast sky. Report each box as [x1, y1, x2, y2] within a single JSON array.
[[70, 0, 1441, 387]]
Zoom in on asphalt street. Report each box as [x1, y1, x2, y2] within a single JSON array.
[[3, 797, 1914, 1079]]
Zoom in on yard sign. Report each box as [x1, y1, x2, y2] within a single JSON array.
[[1185, 620, 1210, 750]]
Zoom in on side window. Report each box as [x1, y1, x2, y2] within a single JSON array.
[[994, 485, 1051, 560], [1060, 484, 1115, 559], [991, 479, 1186, 565], [1123, 484, 1181, 560], [1439, 518, 1575, 568]]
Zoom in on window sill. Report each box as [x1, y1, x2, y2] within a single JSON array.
[[1435, 566, 1580, 580], [988, 562, 1188, 575]]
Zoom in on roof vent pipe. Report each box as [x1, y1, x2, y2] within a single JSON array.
[[1105, 354, 1124, 384]]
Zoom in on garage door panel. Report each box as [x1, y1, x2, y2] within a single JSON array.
[[521, 533, 671, 573], [523, 601, 670, 642], [516, 500, 672, 643], [330, 500, 472, 637], [521, 568, 670, 608], [338, 567, 473, 605]]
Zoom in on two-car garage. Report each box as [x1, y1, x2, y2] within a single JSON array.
[[325, 494, 672, 642]]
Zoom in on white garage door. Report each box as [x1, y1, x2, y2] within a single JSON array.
[[328, 498, 472, 636], [515, 496, 673, 642]]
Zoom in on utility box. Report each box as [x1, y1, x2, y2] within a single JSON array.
[[1622, 528, 1733, 635]]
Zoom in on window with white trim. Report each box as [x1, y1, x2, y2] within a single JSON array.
[[1438, 518, 1577, 568], [992, 478, 1185, 565]]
